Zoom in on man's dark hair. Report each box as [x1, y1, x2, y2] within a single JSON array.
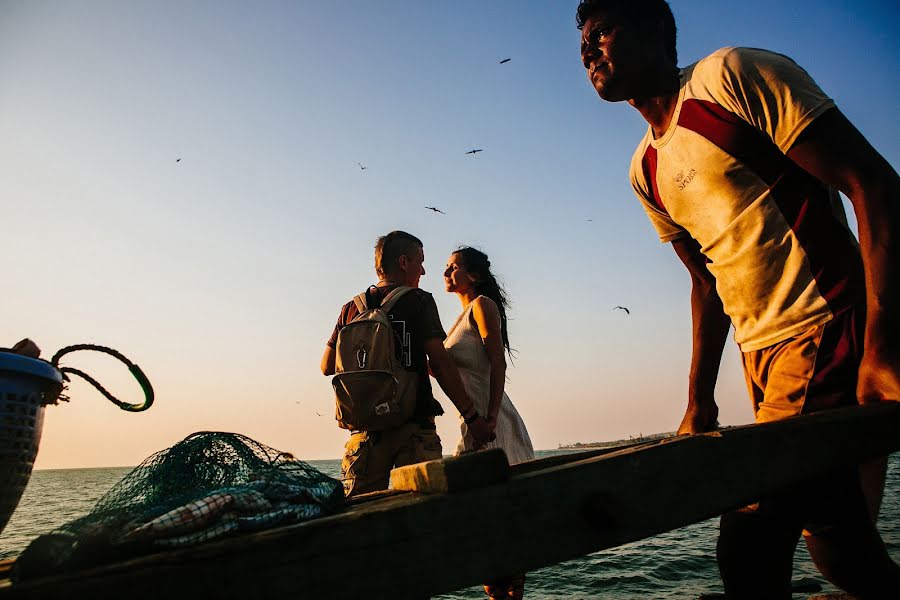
[[375, 230, 423, 278], [576, 0, 678, 65]]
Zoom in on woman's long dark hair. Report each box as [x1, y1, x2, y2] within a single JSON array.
[[454, 246, 513, 357]]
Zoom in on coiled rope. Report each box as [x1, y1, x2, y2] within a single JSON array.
[[50, 344, 154, 412]]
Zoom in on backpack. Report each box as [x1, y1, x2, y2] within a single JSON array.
[[332, 286, 418, 431]]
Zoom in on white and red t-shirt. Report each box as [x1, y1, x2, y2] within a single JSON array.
[[630, 47, 864, 351]]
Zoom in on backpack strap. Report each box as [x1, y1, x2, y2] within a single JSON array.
[[352, 292, 368, 314], [350, 285, 412, 316], [379, 286, 414, 313]]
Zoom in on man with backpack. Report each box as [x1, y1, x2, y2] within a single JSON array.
[[321, 230, 495, 496]]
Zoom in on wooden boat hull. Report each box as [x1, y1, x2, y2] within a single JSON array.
[[3, 403, 899, 599]]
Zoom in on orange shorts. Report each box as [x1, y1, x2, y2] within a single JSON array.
[[738, 308, 867, 535], [741, 308, 863, 424]]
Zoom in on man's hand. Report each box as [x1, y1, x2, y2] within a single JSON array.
[[486, 413, 499, 430], [466, 415, 496, 448], [857, 348, 900, 404], [677, 401, 719, 435]]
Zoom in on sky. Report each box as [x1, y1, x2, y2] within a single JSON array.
[[2, 1, 898, 469]]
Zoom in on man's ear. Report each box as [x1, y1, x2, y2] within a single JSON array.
[[397, 254, 409, 272]]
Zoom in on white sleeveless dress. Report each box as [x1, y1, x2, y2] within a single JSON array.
[[444, 299, 535, 465]]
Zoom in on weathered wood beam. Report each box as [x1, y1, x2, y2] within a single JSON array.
[[4, 403, 899, 600], [390, 447, 509, 493]]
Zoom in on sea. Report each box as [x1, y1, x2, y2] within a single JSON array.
[[2, 451, 897, 599]]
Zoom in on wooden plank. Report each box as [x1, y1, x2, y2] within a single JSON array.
[[3, 403, 899, 600], [511, 439, 660, 475], [389, 447, 509, 493]]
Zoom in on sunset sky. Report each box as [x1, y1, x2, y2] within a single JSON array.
[[2, 0, 897, 469]]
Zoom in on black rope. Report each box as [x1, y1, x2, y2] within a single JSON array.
[[50, 344, 154, 412]]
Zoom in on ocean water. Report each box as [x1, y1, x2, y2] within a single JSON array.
[[2, 451, 897, 599]]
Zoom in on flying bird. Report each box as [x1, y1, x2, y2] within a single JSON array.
[[357, 162, 367, 170], [175, 158, 182, 163], [465, 149, 483, 155], [613, 306, 631, 315], [425, 206, 446, 215], [499, 58, 511, 64]]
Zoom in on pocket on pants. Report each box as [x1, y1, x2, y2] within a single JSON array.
[[412, 429, 443, 463], [341, 432, 370, 496]]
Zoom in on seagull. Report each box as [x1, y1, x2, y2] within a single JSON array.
[[613, 306, 631, 315], [465, 149, 483, 155], [175, 158, 182, 163], [499, 58, 511, 64], [357, 162, 367, 170], [425, 206, 446, 214]]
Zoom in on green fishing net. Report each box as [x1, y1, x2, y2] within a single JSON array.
[[14, 431, 344, 582]]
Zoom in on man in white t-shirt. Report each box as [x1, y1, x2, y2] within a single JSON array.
[[577, 0, 899, 596]]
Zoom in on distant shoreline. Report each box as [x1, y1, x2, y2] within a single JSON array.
[[559, 431, 675, 450]]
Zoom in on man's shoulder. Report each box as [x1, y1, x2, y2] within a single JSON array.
[[385, 287, 438, 312], [408, 287, 435, 301], [691, 47, 801, 80]]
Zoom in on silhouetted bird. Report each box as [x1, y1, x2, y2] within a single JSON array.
[[175, 158, 182, 163], [499, 58, 511, 64], [425, 206, 446, 215], [613, 306, 631, 315], [465, 149, 483, 155], [357, 162, 367, 170]]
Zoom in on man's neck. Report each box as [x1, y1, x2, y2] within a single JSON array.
[[377, 278, 409, 288], [628, 69, 681, 139]]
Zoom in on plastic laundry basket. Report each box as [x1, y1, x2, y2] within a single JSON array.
[[0, 352, 63, 534]]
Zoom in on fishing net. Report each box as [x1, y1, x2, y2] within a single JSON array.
[[14, 431, 344, 582]]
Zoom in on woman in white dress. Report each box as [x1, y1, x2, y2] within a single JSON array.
[[443, 247, 534, 464], [442, 247, 534, 599]]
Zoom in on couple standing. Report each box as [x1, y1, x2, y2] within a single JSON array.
[[320, 230, 534, 497]]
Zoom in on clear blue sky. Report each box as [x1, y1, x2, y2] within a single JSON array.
[[2, 1, 897, 468]]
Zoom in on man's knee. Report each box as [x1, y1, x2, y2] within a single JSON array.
[[805, 526, 900, 597]]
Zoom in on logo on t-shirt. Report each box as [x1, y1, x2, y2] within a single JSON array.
[[388, 313, 412, 367], [675, 169, 697, 190]]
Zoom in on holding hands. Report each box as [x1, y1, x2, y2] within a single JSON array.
[[464, 410, 497, 449]]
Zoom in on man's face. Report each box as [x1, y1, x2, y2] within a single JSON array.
[[399, 245, 426, 288], [581, 11, 652, 102]]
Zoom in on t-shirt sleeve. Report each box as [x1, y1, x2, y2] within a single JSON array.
[[713, 47, 835, 152], [418, 292, 446, 341], [629, 145, 688, 243], [326, 303, 350, 348]]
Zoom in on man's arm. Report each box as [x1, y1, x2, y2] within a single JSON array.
[[424, 337, 495, 445], [787, 108, 900, 403], [672, 236, 732, 434], [321, 347, 336, 376]]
